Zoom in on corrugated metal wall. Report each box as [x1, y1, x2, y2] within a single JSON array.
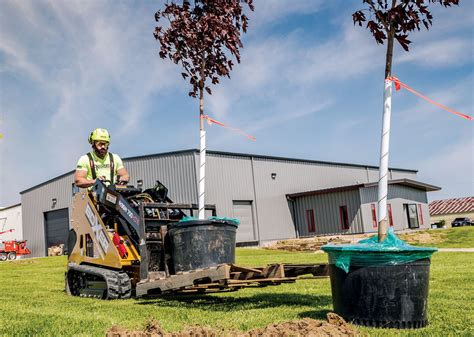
[[124, 152, 196, 203], [360, 185, 430, 233], [21, 173, 75, 257], [251, 159, 387, 241], [291, 184, 431, 236], [22, 152, 198, 257], [293, 189, 363, 236], [200, 153, 258, 242], [360, 185, 428, 204], [21, 150, 420, 256]]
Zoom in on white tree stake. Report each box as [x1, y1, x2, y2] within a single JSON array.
[[377, 78, 392, 242], [198, 129, 206, 219]]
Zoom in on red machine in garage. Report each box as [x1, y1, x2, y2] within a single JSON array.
[[0, 228, 31, 261]]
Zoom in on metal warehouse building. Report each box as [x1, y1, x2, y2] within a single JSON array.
[[20, 149, 439, 257]]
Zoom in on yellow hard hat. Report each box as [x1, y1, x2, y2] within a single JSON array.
[[88, 128, 110, 144]]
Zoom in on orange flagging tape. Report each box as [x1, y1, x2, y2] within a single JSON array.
[[202, 115, 256, 141], [387, 76, 472, 121]]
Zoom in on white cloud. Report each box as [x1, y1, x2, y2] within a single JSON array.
[[249, 0, 325, 28], [397, 38, 471, 67], [247, 100, 331, 133], [0, 36, 44, 83], [396, 76, 473, 125], [295, 24, 381, 84], [418, 137, 474, 201]]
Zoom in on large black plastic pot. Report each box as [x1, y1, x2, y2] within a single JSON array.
[[168, 219, 238, 272], [328, 258, 431, 328]]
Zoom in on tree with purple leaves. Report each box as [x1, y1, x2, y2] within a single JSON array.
[[352, 0, 459, 241], [154, 0, 254, 219]]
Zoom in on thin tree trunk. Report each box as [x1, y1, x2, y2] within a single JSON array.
[[377, 0, 396, 242], [198, 58, 206, 220]]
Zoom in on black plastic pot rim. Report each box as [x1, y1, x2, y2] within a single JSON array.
[[169, 220, 239, 229]]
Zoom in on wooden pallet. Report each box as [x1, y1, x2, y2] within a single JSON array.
[[135, 263, 328, 297]]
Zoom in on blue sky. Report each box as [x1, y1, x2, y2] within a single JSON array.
[[0, 0, 472, 207]]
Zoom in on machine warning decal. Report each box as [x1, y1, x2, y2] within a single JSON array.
[[85, 203, 110, 258], [105, 193, 117, 204]]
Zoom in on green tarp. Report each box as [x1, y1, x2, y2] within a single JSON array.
[[321, 228, 437, 272]]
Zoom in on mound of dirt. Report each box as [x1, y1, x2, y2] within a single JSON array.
[[266, 236, 355, 252], [398, 231, 445, 245], [106, 313, 357, 337], [247, 313, 356, 336]]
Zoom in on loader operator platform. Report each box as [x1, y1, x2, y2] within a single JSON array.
[[74, 128, 129, 188]]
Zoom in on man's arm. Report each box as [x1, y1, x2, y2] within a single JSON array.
[[74, 170, 96, 188], [114, 154, 129, 185]]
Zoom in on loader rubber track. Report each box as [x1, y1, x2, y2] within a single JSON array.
[[66, 264, 131, 300]]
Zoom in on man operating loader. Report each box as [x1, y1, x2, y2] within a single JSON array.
[[75, 128, 129, 188]]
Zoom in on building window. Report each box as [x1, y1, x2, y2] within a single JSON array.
[[417, 204, 424, 226], [339, 206, 350, 230], [306, 209, 316, 233], [388, 204, 394, 227], [406, 204, 419, 229], [371, 204, 377, 228]]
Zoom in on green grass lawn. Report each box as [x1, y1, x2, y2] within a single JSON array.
[[0, 249, 473, 336], [399, 226, 474, 248]]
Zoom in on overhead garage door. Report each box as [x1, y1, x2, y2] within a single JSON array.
[[232, 201, 257, 243], [44, 208, 70, 254]]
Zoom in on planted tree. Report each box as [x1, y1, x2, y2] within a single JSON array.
[[154, 0, 254, 219], [352, 0, 459, 241]]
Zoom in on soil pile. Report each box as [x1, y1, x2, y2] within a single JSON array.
[[267, 237, 354, 252], [106, 313, 357, 336], [247, 313, 356, 336], [398, 231, 445, 245]]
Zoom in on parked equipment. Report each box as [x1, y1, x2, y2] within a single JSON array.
[[0, 228, 32, 261], [66, 180, 328, 299]]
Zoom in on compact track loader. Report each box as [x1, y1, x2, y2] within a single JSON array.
[[66, 180, 328, 299]]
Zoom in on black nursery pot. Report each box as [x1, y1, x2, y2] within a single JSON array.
[[168, 219, 238, 272], [328, 256, 432, 329]]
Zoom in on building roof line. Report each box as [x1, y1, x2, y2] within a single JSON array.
[[0, 203, 22, 211], [20, 149, 418, 195], [125, 149, 418, 172], [287, 179, 441, 199], [20, 170, 75, 195]]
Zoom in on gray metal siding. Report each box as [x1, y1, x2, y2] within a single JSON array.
[[294, 189, 363, 236], [21, 150, 420, 256], [124, 152, 196, 203], [232, 201, 256, 242], [21, 173, 75, 257], [359, 184, 430, 233], [360, 185, 428, 204], [22, 152, 197, 257], [360, 198, 430, 233], [198, 153, 259, 241], [252, 158, 379, 241]]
